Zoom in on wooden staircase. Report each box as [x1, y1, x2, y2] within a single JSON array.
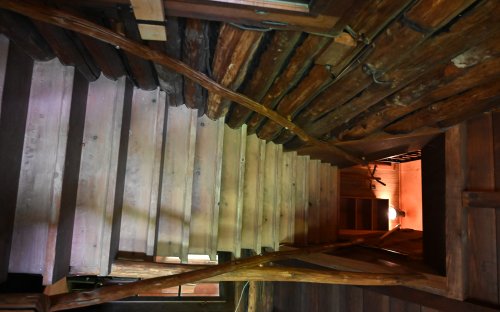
[[1, 46, 339, 285]]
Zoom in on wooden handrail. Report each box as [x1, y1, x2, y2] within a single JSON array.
[[49, 240, 360, 310]]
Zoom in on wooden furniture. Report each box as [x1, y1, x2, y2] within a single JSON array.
[[339, 198, 388, 231]]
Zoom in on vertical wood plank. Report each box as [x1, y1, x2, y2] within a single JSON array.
[[280, 152, 296, 244], [294, 155, 309, 245], [52, 70, 89, 283], [157, 105, 197, 262], [218, 125, 246, 257], [0, 35, 8, 119], [308, 160, 321, 244], [466, 114, 498, 304], [363, 289, 389, 312], [0, 43, 33, 283], [494, 112, 500, 303], [119, 88, 165, 255], [445, 124, 468, 300], [262, 142, 281, 249], [70, 76, 127, 276], [320, 163, 332, 243], [8, 59, 74, 285], [241, 134, 266, 253], [190, 116, 224, 259], [330, 165, 339, 241], [345, 286, 363, 312]]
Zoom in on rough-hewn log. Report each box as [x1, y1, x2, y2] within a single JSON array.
[[116, 5, 157, 90], [309, 0, 495, 136], [278, 0, 479, 146], [0, 10, 54, 61], [182, 18, 209, 114], [257, 65, 333, 141], [0, 0, 365, 165], [110, 259, 424, 286], [338, 40, 500, 141], [50, 240, 360, 310], [384, 80, 500, 134], [206, 23, 263, 120], [33, 21, 100, 81], [226, 30, 302, 128], [149, 17, 184, 106], [245, 34, 331, 134]]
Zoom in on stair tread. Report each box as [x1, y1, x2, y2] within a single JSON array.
[[157, 105, 197, 262]]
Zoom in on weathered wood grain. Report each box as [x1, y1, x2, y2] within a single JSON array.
[[315, 32, 356, 68], [320, 163, 333, 243], [0, 43, 33, 283], [52, 70, 89, 284], [257, 64, 332, 141], [261, 142, 282, 249], [157, 105, 197, 262], [78, 34, 126, 80], [119, 88, 165, 255], [207, 24, 263, 120], [294, 155, 309, 245], [280, 152, 297, 244], [246, 34, 331, 134], [241, 134, 266, 253], [190, 116, 224, 259], [149, 17, 184, 106], [466, 114, 498, 304], [8, 60, 74, 285], [384, 80, 500, 134], [307, 159, 322, 244], [182, 18, 209, 114], [116, 5, 157, 90], [226, 30, 302, 128], [70, 75, 127, 276], [282, 0, 478, 145], [339, 40, 500, 140], [218, 124, 247, 257], [0, 10, 54, 61], [33, 21, 100, 81]]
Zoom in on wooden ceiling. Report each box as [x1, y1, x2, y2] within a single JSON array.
[[1, 0, 499, 166]]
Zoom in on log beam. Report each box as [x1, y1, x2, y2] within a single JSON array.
[[49, 240, 359, 310], [0, 0, 365, 165]]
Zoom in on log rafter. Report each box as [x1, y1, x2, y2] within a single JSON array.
[[0, 0, 365, 166]]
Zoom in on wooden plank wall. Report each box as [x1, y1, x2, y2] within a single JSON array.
[[274, 283, 497, 312], [464, 113, 500, 306]]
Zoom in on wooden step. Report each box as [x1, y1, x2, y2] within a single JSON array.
[[294, 155, 309, 245], [189, 116, 224, 260], [280, 151, 297, 244], [241, 134, 266, 253], [217, 124, 246, 258], [307, 159, 321, 244], [8, 59, 75, 285], [119, 88, 165, 256], [71, 75, 130, 276], [157, 105, 198, 263], [261, 142, 282, 250]]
